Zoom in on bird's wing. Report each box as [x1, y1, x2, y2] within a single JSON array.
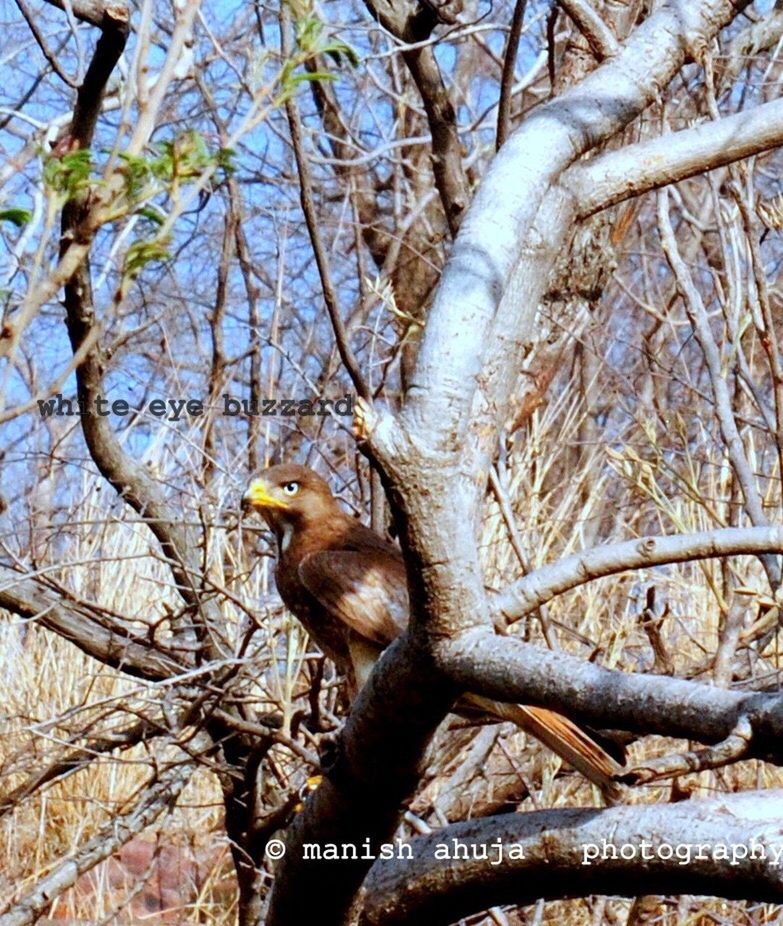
[[298, 550, 408, 647]]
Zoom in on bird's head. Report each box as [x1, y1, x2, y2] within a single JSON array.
[[241, 464, 340, 541]]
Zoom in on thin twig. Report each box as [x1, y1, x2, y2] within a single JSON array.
[[496, 0, 528, 150], [488, 464, 558, 647], [280, 8, 371, 402], [657, 188, 780, 589], [625, 716, 753, 784], [0, 758, 192, 926], [14, 0, 78, 87]]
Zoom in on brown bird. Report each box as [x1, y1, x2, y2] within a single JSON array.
[[242, 463, 623, 799]]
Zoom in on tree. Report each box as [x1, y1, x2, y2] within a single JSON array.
[[1, 0, 783, 923]]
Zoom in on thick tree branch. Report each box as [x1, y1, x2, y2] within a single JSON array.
[[265, 527, 783, 921], [437, 627, 783, 759], [362, 0, 755, 654], [64, 4, 128, 144], [0, 571, 186, 679], [40, 0, 125, 29], [570, 97, 783, 218], [556, 0, 619, 60], [361, 791, 783, 925], [384, 1, 753, 454], [402, 45, 469, 237], [265, 636, 458, 926]]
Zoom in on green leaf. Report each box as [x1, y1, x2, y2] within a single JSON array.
[[123, 237, 170, 279], [136, 205, 166, 226], [43, 148, 93, 200], [321, 39, 360, 67], [216, 147, 236, 176], [118, 152, 155, 200], [0, 208, 32, 227], [291, 70, 337, 85]]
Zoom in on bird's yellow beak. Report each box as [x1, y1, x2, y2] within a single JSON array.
[[242, 479, 290, 513]]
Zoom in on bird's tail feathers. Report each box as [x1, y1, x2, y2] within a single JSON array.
[[464, 694, 625, 804]]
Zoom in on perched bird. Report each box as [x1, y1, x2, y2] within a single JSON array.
[[242, 463, 623, 799]]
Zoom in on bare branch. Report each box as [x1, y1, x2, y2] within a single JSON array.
[[14, 0, 78, 87], [361, 0, 470, 237], [496, 0, 528, 150], [488, 464, 557, 647], [657, 189, 779, 586], [0, 760, 191, 926], [361, 791, 783, 925], [0, 719, 156, 818], [720, 6, 783, 91], [55, 3, 217, 645], [571, 97, 783, 218], [437, 627, 783, 759], [494, 525, 783, 624], [40, 0, 126, 29], [556, 0, 619, 61], [625, 715, 753, 784], [0, 570, 187, 679], [730, 187, 783, 478], [402, 45, 470, 237], [281, 9, 371, 402], [64, 3, 128, 144]]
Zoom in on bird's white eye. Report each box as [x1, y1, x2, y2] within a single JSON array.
[[282, 482, 299, 496]]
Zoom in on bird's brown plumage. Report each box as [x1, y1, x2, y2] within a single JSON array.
[[242, 463, 623, 799]]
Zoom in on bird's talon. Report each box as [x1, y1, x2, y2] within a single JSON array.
[[293, 775, 324, 813]]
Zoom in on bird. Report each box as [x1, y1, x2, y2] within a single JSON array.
[[242, 463, 624, 800]]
